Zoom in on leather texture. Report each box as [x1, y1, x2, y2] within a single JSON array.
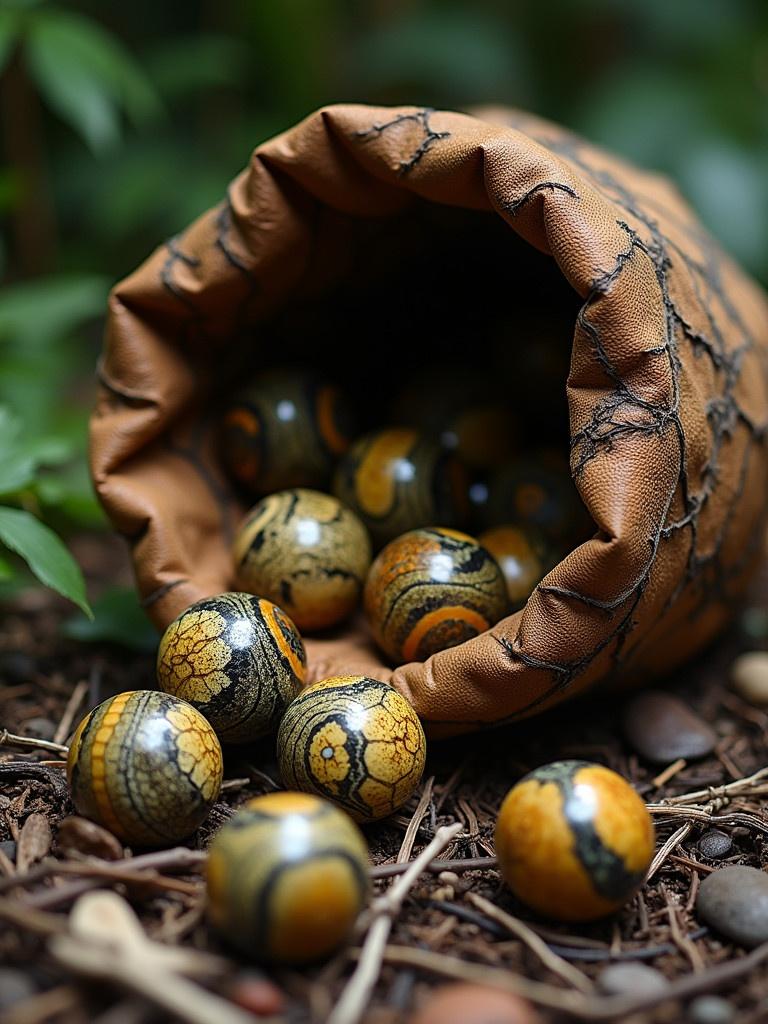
[[91, 104, 768, 737]]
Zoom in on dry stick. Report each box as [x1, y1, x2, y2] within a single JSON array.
[[648, 805, 768, 836], [50, 939, 266, 1024], [0, 895, 67, 936], [370, 855, 497, 880], [378, 940, 768, 1020], [651, 757, 686, 789], [396, 776, 434, 865], [53, 680, 89, 745], [0, 846, 207, 897], [328, 822, 463, 1024], [1, 985, 82, 1024], [0, 728, 69, 757], [466, 892, 594, 994], [646, 823, 693, 882], [656, 765, 768, 806]]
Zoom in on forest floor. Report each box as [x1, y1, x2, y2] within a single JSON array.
[[2, 533, 768, 1024]]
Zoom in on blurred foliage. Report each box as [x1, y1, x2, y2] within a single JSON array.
[[0, 0, 766, 612]]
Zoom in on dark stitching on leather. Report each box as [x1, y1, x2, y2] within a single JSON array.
[[354, 108, 451, 175]]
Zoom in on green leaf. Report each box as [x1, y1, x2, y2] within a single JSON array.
[[0, 506, 91, 616], [0, 554, 13, 581], [24, 10, 161, 152], [0, 452, 36, 495], [0, 273, 109, 349], [63, 586, 157, 652]]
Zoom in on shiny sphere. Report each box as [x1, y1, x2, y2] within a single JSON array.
[[484, 455, 582, 542], [67, 691, 223, 846], [478, 524, 553, 611], [495, 760, 655, 921], [219, 369, 356, 495], [232, 489, 372, 631], [277, 676, 426, 822], [156, 592, 306, 743], [364, 527, 508, 664], [334, 428, 469, 547], [206, 792, 369, 963]]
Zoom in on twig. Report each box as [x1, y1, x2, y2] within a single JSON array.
[[651, 758, 686, 789], [328, 822, 463, 1024], [0, 728, 69, 756], [378, 940, 768, 1019], [370, 855, 497, 880], [0, 895, 67, 936], [648, 805, 768, 836], [50, 939, 262, 1024], [655, 765, 768, 807], [396, 776, 433, 865], [0, 847, 207, 897], [53, 680, 89, 745], [1, 985, 82, 1024], [646, 822, 693, 881], [466, 892, 594, 994]]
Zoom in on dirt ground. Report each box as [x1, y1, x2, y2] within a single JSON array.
[[2, 533, 768, 1024]]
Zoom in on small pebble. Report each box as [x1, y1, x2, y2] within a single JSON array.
[[0, 968, 37, 1010], [688, 995, 734, 1024], [227, 974, 285, 1016], [0, 840, 16, 863], [411, 983, 542, 1024], [22, 716, 56, 741], [596, 962, 669, 998], [697, 865, 768, 947], [622, 691, 716, 763], [730, 651, 768, 705], [697, 830, 732, 860]]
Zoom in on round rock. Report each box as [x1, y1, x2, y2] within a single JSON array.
[[731, 651, 768, 706], [688, 995, 734, 1024], [697, 830, 732, 860], [597, 962, 669, 998], [412, 983, 542, 1024], [622, 690, 716, 763], [696, 865, 768, 947]]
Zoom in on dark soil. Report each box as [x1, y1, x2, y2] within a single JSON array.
[[2, 533, 768, 1024]]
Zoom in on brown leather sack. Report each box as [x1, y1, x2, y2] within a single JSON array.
[[91, 104, 768, 737]]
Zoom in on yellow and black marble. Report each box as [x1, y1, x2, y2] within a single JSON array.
[[277, 676, 426, 822], [67, 690, 223, 846], [333, 428, 469, 547], [478, 524, 553, 611], [494, 760, 655, 921], [364, 527, 508, 664], [206, 791, 369, 962], [483, 455, 587, 543], [219, 369, 356, 495], [156, 592, 306, 743], [233, 489, 372, 631]]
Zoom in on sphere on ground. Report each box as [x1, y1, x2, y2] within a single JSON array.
[[67, 691, 223, 846], [494, 760, 654, 921], [156, 592, 305, 742], [277, 675, 426, 822], [206, 791, 369, 963]]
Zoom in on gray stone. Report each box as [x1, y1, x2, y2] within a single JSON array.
[[688, 995, 734, 1024], [596, 962, 669, 998], [696, 865, 768, 948], [622, 690, 716, 763], [0, 968, 37, 1010], [731, 651, 768, 706], [697, 830, 732, 860]]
